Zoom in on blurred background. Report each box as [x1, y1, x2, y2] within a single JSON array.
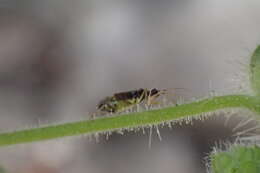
[[0, 0, 260, 172]]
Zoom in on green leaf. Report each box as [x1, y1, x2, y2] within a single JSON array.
[[211, 146, 260, 173]]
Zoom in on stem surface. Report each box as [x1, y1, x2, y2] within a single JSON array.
[[0, 95, 259, 147]]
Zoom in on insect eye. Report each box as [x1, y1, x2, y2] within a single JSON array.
[[150, 88, 159, 95]]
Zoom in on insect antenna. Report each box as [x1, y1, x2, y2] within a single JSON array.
[[161, 87, 191, 93], [160, 87, 192, 99], [145, 88, 188, 106], [148, 87, 191, 106], [149, 87, 189, 100]]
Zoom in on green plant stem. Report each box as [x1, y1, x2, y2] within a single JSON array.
[[250, 46, 260, 95], [0, 95, 259, 147]]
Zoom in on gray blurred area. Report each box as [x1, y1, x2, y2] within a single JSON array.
[[0, 0, 260, 172]]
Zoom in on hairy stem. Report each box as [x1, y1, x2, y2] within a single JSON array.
[[0, 95, 259, 147]]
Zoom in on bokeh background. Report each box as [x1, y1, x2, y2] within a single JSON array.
[[0, 0, 260, 172]]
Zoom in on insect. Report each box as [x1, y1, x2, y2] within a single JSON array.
[[97, 88, 179, 113]]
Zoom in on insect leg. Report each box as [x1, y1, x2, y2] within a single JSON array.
[[147, 89, 164, 106], [136, 89, 147, 104]]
